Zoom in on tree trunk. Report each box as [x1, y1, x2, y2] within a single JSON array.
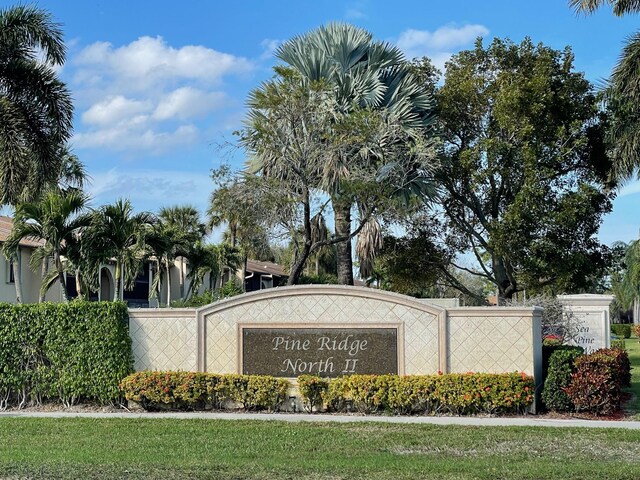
[[55, 251, 69, 302], [179, 257, 185, 300], [241, 253, 248, 292], [114, 260, 121, 302], [333, 197, 354, 285], [12, 248, 23, 304], [492, 256, 516, 305], [165, 258, 172, 306], [39, 257, 49, 303], [76, 269, 83, 300]]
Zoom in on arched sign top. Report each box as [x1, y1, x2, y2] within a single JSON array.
[[196, 284, 446, 319]]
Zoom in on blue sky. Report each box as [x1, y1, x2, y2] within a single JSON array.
[[24, 0, 640, 244]]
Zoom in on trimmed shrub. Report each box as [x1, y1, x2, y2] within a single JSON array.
[[0, 301, 132, 409], [633, 324, 640, 340], [611, 324, 631, 339], [297, 375, 329, 412], [317, 372, 534, 415], [541, 346, 583, 412], [565, 348, 631, 415], [121, 372, 289, 412], [611, 339, 626, 350]]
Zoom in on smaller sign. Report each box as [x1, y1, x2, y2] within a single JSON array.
[[241, 327, 398, 377]]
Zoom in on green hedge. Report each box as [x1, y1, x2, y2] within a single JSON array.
[[121, 371, 290, 411], [299, 373, 535, 415], [565, 347, 631, 415], [0, 301, 132, 408], [611, 324, 631, 339], [541, 346, 583, 412]]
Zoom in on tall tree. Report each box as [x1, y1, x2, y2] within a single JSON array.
[[85, 199, 155, 301], [0, 5, 73, 206], [275, 23, 438, 284], [158, 205, 206, 300], [2, 189, 91, 301], [570, 1, 640, 180], [423, 38, 614, 302]]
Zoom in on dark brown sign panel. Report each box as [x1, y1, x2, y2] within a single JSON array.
[[242, 327, 398, 377]]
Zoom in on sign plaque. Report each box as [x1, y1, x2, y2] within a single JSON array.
[[241, 327, 399, 377]]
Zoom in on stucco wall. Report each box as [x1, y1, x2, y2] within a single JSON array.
[[128, 286, 542, 385]]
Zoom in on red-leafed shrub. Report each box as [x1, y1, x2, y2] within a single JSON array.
[[565, 347, 630, 415]]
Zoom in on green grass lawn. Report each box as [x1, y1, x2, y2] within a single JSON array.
[[0, 418, 639, 479], [625, 335, 640, 417]]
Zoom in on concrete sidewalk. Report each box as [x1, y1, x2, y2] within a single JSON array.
[[2, 410, 640, 429]]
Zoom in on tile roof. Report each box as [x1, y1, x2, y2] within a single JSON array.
[[0, 216, 44, 248]]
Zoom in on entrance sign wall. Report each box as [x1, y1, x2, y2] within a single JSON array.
[[129, 286, 542, 387]]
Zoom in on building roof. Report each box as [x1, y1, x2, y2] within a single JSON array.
[[0, 216, 44, 249], [246, 259, 288, 277]]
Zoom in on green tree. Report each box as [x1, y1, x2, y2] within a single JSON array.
[[275, 23, 438, 284], [570, 1, 640, 179], [2, 189, 91, 301], [423, 38, 613, 302], [86, 199, 155, 301], [158, 205, 206, 300], [208, 168, 277, 288], [0, 5, 73, 206]]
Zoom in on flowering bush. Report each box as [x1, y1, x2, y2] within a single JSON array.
[[298, 372, 534, 415], [120, 371, 289, 412]]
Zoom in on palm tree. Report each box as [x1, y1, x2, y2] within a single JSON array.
[[86, 199, 155, 301], [571, 0, 640, 179], [2, 189, 91, 301], [275, 23, 437, 284], [0, 5, 74, 207], [158, 205, 206, 299]]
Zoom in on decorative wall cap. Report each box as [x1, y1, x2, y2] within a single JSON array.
[[448, 306, 544, 317], [128, 308, 195, 318], [557, 294, 615, 307], [196, 285, 447, 318]]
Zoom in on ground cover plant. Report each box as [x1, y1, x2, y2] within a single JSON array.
[[0, 418, 639, 479]]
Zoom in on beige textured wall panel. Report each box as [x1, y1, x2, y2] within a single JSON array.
[[447, 309, 538, 376], [201, 286, 441, 375], [129, 310, 197, 371]]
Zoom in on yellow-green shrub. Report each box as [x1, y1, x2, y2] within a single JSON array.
[[302, 372, 534, 415]]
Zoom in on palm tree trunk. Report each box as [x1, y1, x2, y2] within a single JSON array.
[[55, 251, 69, 301], [39, 256, 49, 303], [12, 249, 23, 304], [179, 257, 185, 300], [75, 269, 83, 300], [165, 258, 172, 306], [333, 197, 354, 285], [114, 260, 121, 302]]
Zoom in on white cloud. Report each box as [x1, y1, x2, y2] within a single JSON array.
[[87, 168, 213, 213], [397, 24, 489, 70], [153, 87, 227, 121], [74, 36, 252, 91], [71, 36, 249, 155], [345, 1, 368, 19], [82, 96, 152, 126], [73, 124, 199, 154], [260, 38, 281, 61]]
